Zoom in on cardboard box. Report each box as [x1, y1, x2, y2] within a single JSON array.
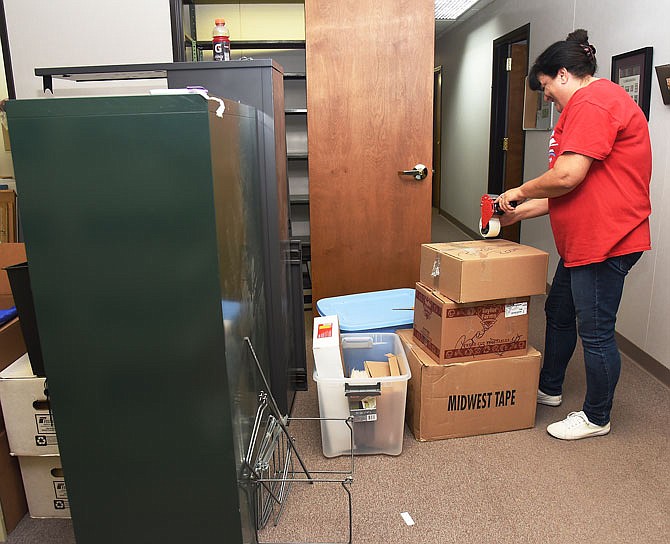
[[312, 315, 345, 378], [0, 320, 26, 434], [413, 282, 529, 364], [0, 243, 28, 433], [419, 239, 548, 302], [398, 329, 541, 441], [0, 355, 59, 456], [0, 243, 26, 311], [0, 430, 28, 540], [17, 456, 69, 519]]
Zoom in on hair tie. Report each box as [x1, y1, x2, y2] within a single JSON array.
[[580, 43, 596, 60]]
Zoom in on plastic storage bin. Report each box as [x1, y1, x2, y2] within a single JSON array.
[[313, 332, 411, 457], [316, 288, 415, 333]]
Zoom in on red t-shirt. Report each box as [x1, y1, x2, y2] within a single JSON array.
[[548, 78, 652, 267]]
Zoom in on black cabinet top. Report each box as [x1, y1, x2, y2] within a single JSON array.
[[35, 59, 282, 93]]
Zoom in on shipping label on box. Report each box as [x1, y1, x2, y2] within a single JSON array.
[[18, 456, 70, 519], [398, 329, 541, 441], [419, 239, 548, 302], [0, 354, 59, 456], [413, 282, 529, 364]]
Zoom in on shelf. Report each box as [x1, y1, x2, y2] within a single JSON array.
[[287, 153, 308, 160], [195, 40, 305, 51], [285, 108, 307, 115], [294, 235, 311, 249], [290, 194, 309, 204], [34, 59, 284, 92], [284, 72, 306, 80]]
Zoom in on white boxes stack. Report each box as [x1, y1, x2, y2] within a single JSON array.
[[0, 354, 69, 518]]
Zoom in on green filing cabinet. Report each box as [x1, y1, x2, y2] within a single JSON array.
[[6, 94, 267, 543]]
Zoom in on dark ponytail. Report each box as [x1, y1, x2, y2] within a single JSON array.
[[528, 29, 597, 90]]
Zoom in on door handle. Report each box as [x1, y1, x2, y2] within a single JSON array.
[[398, 163, 428, 180]]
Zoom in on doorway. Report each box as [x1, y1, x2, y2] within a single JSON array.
[[488, 24, 530, 243]]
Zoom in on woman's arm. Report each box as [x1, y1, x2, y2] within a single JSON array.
[[498, 198, 549, 227], [497, 152, 593, 212]]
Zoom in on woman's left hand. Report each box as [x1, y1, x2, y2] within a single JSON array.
[[496, 189, 525, 213]]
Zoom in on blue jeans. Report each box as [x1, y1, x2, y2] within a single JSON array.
[[540, 253, 642, 426]]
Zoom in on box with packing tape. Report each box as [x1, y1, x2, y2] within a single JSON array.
[[419, 239, 548, 303], [413, 282, 529, 364], [0, 354, 59, 456], [398, 329, 541, 441]]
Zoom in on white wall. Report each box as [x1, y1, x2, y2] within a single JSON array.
[[194, 3, 305, 42], [436, 0, 670, 369], [3, 0, 173, 98], [0, 37, 13, 178]]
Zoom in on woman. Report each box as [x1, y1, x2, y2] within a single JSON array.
[[497, 29, 652, 440]]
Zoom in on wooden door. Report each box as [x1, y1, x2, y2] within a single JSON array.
[[305, 0, 434, 304], [501, 43, 528, 242]]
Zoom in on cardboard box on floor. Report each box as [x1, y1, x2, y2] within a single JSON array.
[[0, 243, 27, 433], [398, 329, 541, 441], [0, 355, 58, 456], [17, 456, 69, 519], [0, 429, 28, 541], [413, 282, 529, 364], [420, 239, 548, 303]]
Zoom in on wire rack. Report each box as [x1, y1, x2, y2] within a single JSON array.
[[243, 337, 355, 544]]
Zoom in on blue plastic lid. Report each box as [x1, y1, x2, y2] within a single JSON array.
[[316, 288, 415, 332]]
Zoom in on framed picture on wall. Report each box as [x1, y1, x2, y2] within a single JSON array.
[[611, 47, 653, 120], [522, 77, 559, 130]]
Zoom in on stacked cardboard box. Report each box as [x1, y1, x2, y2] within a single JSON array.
[[0, 351, 69, 522], [400, 239, 549, 441], [0, 244, 28, 540], [0, 245, 69, 523]]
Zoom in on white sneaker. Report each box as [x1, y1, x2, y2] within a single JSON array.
[[537, 389, 562, 406], [547, 411, 611, 440]]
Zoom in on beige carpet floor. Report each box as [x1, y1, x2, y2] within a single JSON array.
[[255, 300, 670, 544], [7, 212, 669, 543]]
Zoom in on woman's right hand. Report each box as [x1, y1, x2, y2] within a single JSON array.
[[499, 198, 550, 226]]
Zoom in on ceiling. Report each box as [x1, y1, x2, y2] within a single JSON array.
[[435, 0, 496, 39]]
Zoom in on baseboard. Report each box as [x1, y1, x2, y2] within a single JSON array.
[[617, 333, 670, 389], [437, 208, 478, 240], [544, 281, 669, 389]]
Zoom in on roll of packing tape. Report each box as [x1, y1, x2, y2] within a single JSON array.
[[479, 217, 501, 238]]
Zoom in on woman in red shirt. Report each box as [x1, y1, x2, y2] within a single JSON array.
[[498, 29, 652, 440]]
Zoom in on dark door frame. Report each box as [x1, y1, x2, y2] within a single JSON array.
[[0, 0, 16, 99], [432, 65, 443, 210], [487, 23, 530, 195]]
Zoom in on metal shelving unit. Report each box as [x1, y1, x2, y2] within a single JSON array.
[[172, 4, 312, 306]]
